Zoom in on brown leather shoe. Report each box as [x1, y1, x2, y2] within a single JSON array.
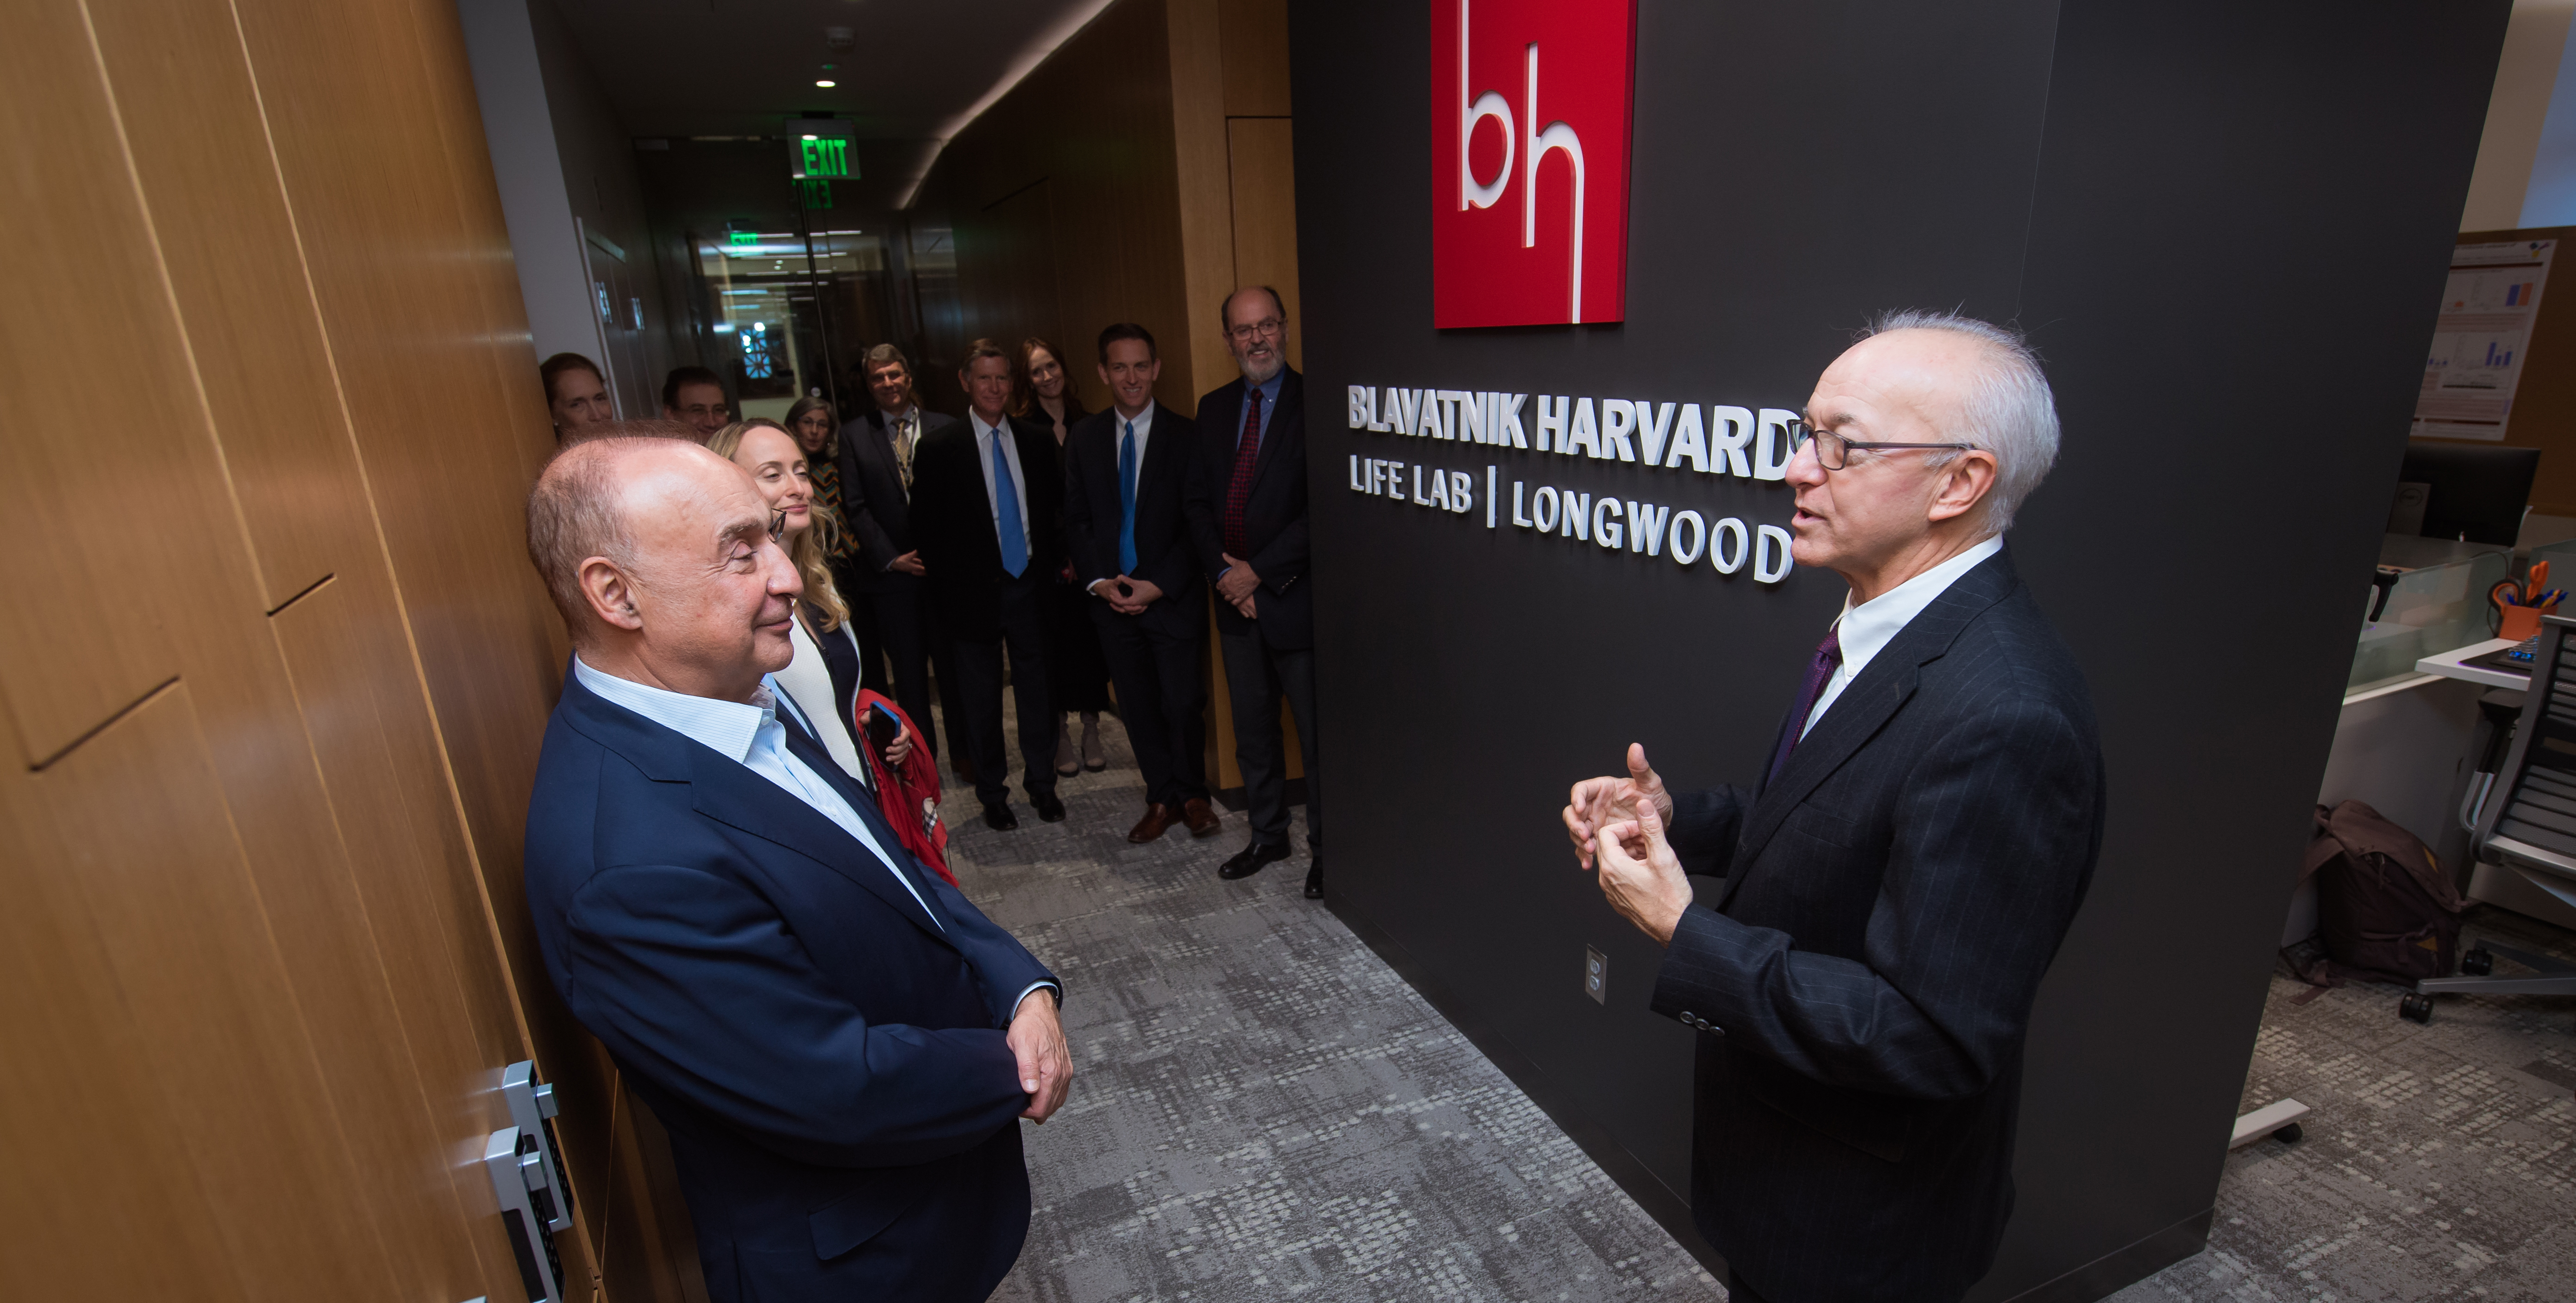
[[1127, 803, 1177, 843], [1180, 797, 1222, 838]]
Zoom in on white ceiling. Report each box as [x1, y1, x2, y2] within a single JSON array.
[[550, 0, 1113, 207]]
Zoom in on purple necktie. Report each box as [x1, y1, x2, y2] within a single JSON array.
[[1767, 627, 1844, 785]]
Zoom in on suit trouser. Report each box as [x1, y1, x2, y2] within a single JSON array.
[[864, 584, 941, 759], [1219, 630, 1319, 850], [1091, 602, 1208, 808], [952, 572, 1056, 806]]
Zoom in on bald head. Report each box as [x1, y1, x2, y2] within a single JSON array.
[[526, 438, 747, 636], [528, 436, 802, 700]]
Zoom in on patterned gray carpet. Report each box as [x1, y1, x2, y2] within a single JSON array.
[[940, 711, 1716, 1300], [2109, 908, 2576, 1303], [940, 711, 2576, 1302]]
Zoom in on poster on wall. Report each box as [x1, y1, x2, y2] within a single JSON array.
[[2413, 239, 2553, 441]]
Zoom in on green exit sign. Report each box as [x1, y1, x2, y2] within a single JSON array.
[[728, 231, 758, 247], [791, 137, 853, 180]]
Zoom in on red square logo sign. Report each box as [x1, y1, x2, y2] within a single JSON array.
[[1430, 0, 1636, 328]]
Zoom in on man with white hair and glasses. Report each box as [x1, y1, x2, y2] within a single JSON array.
[[1562, 311, 2105, 1302]]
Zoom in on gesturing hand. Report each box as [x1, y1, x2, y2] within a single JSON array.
[[890, 550, 926, 576], [1590, 795, 1694, 946], [1562, 743, 1673, 869], [1007, 989, 1072, 1124]]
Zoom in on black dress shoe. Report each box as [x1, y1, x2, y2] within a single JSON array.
[[1031, 790, 1066, 823], [982, 802, 1018, 831], [1303, 855, 1324, 900], [1218, 842, 1292, 880]]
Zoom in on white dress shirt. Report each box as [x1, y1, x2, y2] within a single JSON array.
[[1090, 404, 1156, 594], [968, 410, 1032, 545], [1802, 534, 2006, 739], [572, 655, 1059, 1018]]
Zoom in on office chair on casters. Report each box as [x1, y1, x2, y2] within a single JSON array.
[[2409, 613, 2576, 1023]]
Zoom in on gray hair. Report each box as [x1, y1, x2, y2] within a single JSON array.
[[1862, 309, 2059, 533], [524, 433, 692, 633]]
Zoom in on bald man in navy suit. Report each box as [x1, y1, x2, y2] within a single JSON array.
[[521, 436, 1071, 1303]]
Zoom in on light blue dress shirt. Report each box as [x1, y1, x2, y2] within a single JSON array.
[[571, 655, 935, 925], [571, 655, 1060, 1019]]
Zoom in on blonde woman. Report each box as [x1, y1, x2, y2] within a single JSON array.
[[706, 419, 910, 778]]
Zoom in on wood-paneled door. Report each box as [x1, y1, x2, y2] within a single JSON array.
[[1, 0, 639, 1299]]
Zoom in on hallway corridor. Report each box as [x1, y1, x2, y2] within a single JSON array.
[[939, 718, 1714, 1299]]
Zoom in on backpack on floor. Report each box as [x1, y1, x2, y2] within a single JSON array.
[[2297, 799, 2463, 985]]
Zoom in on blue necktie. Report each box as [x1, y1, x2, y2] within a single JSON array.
[[1118, 419, 1139, 575], [991, 430, 1028, 577]]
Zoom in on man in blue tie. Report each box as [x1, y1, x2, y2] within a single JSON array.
[[520, 436, 1071, 1303], [914, 339, 1068, 829], [1061, 323, 1218, 844]]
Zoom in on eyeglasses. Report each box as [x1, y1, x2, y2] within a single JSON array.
[[767, 507, 788, 543], [1226, 318, 1284, 343], [1789, 421, 1976, 472]]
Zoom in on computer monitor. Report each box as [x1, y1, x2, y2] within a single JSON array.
[[2397, 440, 2541, 546]]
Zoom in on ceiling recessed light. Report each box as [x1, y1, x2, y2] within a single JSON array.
[[802, 134, 819, 141], [815, 79, 836, 87]]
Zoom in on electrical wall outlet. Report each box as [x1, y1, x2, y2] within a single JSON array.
[[1585, 945, 1607, 1005]]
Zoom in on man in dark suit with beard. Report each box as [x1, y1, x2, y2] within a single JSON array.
[[1564, 312, 2105, 1303], [912, 339, 1065, 830], [1063, 322, 1220, 845], [1185, 286, 1321, 898], [836, 344, 960, 764]]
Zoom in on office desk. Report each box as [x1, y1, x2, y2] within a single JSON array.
[[2415, 637, 2526, 691]]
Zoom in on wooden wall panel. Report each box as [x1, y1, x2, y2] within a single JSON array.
[[1227, 117, 1304, 371], [24, 684, 395, 1300], [231, 0, 617, 1241], [1219, 0, 1293, 116], [7, 0, 626, 1297], [0, 778, 251, 1303], [82, 0, 362, 610], [0, 0, 212, 766], [1170, 0, 1240, 405]]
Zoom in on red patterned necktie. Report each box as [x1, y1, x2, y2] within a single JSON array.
[[1223, 389, 1262, 556]]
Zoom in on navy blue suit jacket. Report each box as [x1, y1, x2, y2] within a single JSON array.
[[1649, 549, 2104, 1302], [524, 665, 1059, 1303]]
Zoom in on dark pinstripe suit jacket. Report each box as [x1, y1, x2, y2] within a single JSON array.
[[1650, 548, 2103, 1303]]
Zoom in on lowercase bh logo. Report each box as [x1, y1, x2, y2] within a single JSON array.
[[1430, 0, 1636, 328]]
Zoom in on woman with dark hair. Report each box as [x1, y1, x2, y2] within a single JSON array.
[[1020, 337, 1113, 775], [540, 352, 612, 442]]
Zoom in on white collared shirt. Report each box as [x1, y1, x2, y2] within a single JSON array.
[[968, 410, 1032, 545], [573, 655, 927, 918], [1802, 534, 2006, 739], [1113, 403, 1155, 500]]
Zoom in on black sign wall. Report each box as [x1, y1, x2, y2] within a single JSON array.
[[1286, 0, 2510, 1297]]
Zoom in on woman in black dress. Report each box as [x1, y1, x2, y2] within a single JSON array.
[[1017, 336, 1113, 775]]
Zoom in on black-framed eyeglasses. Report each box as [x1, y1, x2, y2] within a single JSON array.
[[767, 507, 788, 543], [1789, 420, 1976, 472], [1226, 317, 1285, 342]]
